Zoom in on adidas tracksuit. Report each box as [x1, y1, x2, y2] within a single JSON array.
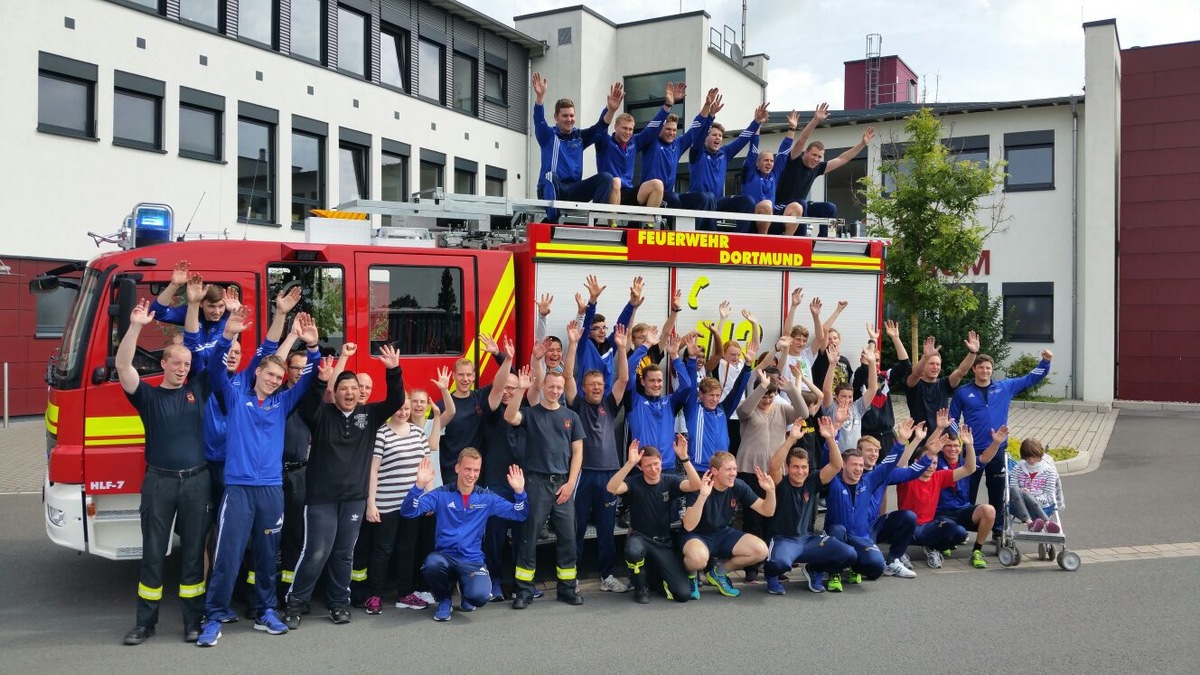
[[686, 119, 759, 231], [624, 345, 693, 470]]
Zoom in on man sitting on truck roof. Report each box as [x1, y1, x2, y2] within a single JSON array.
[[532, 72, 623, 222], [637, 85, 719, 224], [743, 112, 797, 235], [687, 102, 767, 232]]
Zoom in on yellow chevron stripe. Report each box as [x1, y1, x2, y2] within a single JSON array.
[[85, 415, 144, 438], [536, 243, 629, 253], [85, 437, 146, 447], [46, 402, 59, 434], [535, 252, 630, 261], [472, 257, 516, 379]]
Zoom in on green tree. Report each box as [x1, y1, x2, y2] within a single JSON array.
[[861, 108, 1006, 355], [437, 267, 457, 313]]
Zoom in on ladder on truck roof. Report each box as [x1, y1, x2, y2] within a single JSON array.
[[330, 191, 853, 236]]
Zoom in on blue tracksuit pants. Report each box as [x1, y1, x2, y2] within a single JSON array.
[[825, 524, 886, 580], [913, 519, 969, 550], [422, 553, 493, 606], [574, 469, 619, 578], [764, 533, 858, 578], [206, 485, 284, 620], [870, 510, 918, 562]]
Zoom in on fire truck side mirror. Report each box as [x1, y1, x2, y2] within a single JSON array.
[[111, 277, 138, 343], [92, 366, 108, 385]]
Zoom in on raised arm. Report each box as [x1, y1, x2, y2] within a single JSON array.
[[431, 367, 455, 428], [563, 320, 582, 405], [659, 289, 683, 351], [976, 424, 1009, 467], [826, 127, 875, 173], [702, 319, 724, 374], [534, 293, 553, 343], [606, 440, 642, 496], [612, 325, 630, 406], [504, 366, 532, 426], [149, 260, 190, 325], [737, 369, 770, 418], [789, 103, 829, 160], [749, 467, 777, 517], [816, 416, 843, 484], [116, 299, 154, 395], [907, 335, 939, 388], [807, 297, 827, 353], [488, 336, 516, 411], [821, 344, 839, 408], [948, 331, 981, 387], [682, 473, 712, 532], [768, 420, 805, 483], [1007, 350, 1054, 395]]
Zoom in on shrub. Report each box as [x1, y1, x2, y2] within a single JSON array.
[[1006, 352, 1051, 400], [1005, 437, 1078, 462]]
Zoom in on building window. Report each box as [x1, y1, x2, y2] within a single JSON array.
[[454, 168, 475, 195], [823, 150, 867, 226], [420, 160, 443, 193], [381, 146, 409, 226], [179, 87, 224, 161], [1003, 282, 1054, 342], [484, 65, 507, 105], [452, 52, 477, 115], [125, 0, 162, 12], [267, 263, 345, 353], [337, 5, 367, 77], [419, 39, 444, 104], [485, 175, 505, 197], [339, 132, 369, 202], [292, 131, 325, 228], [36, 286, 79, 339], [290, 0, 323, 61], [37, 53, 97, 140], [946, 135, 989, 169], [238, 117, 276, 223], [1004, 130, 1054, 191], [113, 90, 161, 151], [179, 0, 221, 29], [624, 69, 686, 128], [368, 265, 464, 355], [880, 143, 911, 196], [238, 0, 274, 47], [381, 25, 410, 91]]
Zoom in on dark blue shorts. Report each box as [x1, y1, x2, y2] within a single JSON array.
[[682, 527, 744, 560], [936, 505, 979, 531]]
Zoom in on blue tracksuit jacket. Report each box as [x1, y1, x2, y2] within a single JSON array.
[[577, 300, 636, 396], [742, 136, 793, 204], [682, 365, 751, 472], [208, 336, 318, 486], [625, 346, 692, 470], [401, 484, 528, 563], [949, 360, 1050, 468], [826, 441, 931, 541], [688, 120, 759, 196], [597, 106, 669, 189], [639, 114, 713, 188], [186, 334, 278, 462], [533, 102, 608, 185]]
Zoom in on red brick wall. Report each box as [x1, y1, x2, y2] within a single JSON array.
[[1119, 41, 1200, 401], [0, 256, 80, 416]]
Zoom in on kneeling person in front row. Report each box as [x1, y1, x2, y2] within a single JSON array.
[[401, 453, 528, 622], [682, 452, 775, 597], [606, 436, 701, 604]]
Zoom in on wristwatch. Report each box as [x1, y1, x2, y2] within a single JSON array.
[[679, 456, 691, 463]]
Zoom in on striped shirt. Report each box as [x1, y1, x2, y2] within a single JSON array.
[[373, 423, 430, 514]]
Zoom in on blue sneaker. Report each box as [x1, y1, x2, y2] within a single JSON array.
[[459, 598, 476, 612], [254, 609, 289, 635], [489, 580, 504, 603], [688, 574, 701, 600], [802, 565, 826, 593], [434, 598, 452, 622], [196, 619, 221, 648], [531, 587, 544, 600], [765, 576, 786, 595], [705, 568, 741, 597]]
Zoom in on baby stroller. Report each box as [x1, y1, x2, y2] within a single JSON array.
[[995, 455, 1081, 571]]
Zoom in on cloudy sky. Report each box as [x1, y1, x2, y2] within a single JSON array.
[[464, 0, 1197, 109]]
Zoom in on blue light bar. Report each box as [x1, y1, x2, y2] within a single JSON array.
[[132, 203, 174, 247]]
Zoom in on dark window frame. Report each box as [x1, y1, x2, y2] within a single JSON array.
[[178, 0, 224, 32], [113, 88, 164, 153], [381, 140, 411, 219], [1003, 282, 1054, 343], [452, 51, 478, 116], [236, 0, 277, 49], [380, 23, 411, 93], [179, 86, 225, 162], [266, 263, 346, 354], [288, 0, 325, 64], [291, 124, 326, 230], [1003, 130, 1055, 192], [237, 111, 278, 226], [367, 264, 465, 356], [37, 53, 99, 141], [338, 128, 371, 203], [418, 38, 446, 105], [624, 68, 686, 131], [335, 4, 369, 79]]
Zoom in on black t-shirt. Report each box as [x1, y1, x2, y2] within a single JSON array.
[[570, 393, 620, 471], [853, 359, 911, 437], [126, 379, 208, 471], [519, 404, 584, 475], [283, 408, 311, 464], [812, 352, 853, 394], [769, 474, 820, 538], [623, 473, 685, 539], [776, 158, 827, 204], [906, 376, 955, 432], [438, 387, 492, 467], [481, 403, 526, 486], [686, 478, 759, 534]]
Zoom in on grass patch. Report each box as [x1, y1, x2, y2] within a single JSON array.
[[1006, 437, 1078, 462], [1017, 395, 1064, 403]]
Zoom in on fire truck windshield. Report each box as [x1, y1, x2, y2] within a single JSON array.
[[54, 267, 103, 389]]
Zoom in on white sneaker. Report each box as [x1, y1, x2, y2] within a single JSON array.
[[599, 575, 630, 593], [924, 547, 944, 569], [884, 559, 917, 578], [899, 553, 913, 570], [414, 591, 436, 605]]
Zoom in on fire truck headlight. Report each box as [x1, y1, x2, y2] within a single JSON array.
[[46, 504, 66, 527]]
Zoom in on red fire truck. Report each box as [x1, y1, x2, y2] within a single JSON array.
[[34, 212, 887, 560]]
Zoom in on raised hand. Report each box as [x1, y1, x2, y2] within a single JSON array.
[[809, 297, 823, 315], [683, 331, 701, 358], [923, 336, 940, 357], [705, 87, 719, 107], [478, 333, 498, 355], [718, 300, 731, 320], [826, 342, 840, 363], [754, 466, 775, 492], [575, 292, 587, 314], [185, 274, 206, 305], [791, 287, 804, 308], [296, 312, 318, 345], [991, 425, 1009, 445], [585, 274, 606, 302], [276, 285, 302, 314], [673, 433, 689, 460], [170, 260, 191, 286], [665, 334, 680, 359], [537, 293, 554, 317], [896, 418, 915, 443], [959, 423, 974, 448], [741, 309, 757, 324], [415, 456, 436, 489], [222, 286, 241, 313], [754, 102, 770, 125], [866, 323, 880, 343], [817, 416, 836, 440], [813, 102, 830, 123], [566, 319, 583, 344], [627, 439, 643, 465], [709, 93, 725, 116], [378, 344, 400, 369], [130, 299, 155, 326], [432, 366, 452, 390], [744, 341, 760, 364], [672, 289, 683, 312], [516, 366, 533, 390], [317, 356, 336, 382], [936, 407, 950, 430], [342, 342, 358, 358], [913, 421, 928, 442], [884, 319, 900, 340], [644, 324, 660, 346], [777, 335, 793, 351], [786, 110, 799, 130], [613, 324, 628, 350], [530, 338, 546, 362], [756, 369, 770, 388], [531, 72, 547, 99], [226, 305, 253, 335], [664, 81, 678, 107], [833, 405, 850, 427], [964, 330, 980, 354], [502, 335, 516, 360], [861, 127, 876, 145], [629, 276, 645, 306], [701, 320, 717, 334], [863, 344, 877, 365], [836, 299, 849, 311], [606, 81, 625, 112], [698, 472, 714, 498], [507, 464, 526, 494], [788, 419, 806, 440], [1041, 349, 1054, 361]]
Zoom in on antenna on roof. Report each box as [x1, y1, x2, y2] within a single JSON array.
[[740, 0, 748, 55]]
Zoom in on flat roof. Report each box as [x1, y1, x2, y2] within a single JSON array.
[[760, 95, 1084, 131], [514, 5, 710, 29], [428, 0, 547, 55]]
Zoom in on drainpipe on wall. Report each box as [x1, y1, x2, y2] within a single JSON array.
[[1070, 95, 1079, 400]]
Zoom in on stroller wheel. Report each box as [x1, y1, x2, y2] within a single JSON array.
[[1047, 545, 1056, 560], [998, 547, 1017, 567], [1057, 550, 1081, 571], [1037, 544, 1047, 560], [1012, 548, 1022, 566]]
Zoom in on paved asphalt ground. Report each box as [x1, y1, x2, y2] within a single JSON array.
[[1, 410, 1197, 673]]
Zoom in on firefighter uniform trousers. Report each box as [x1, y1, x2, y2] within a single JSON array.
[[137, 464, 212, 628], [206, 485, 284, 621], [515, 472, 577, 594], [278, 463, 307, 592]]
